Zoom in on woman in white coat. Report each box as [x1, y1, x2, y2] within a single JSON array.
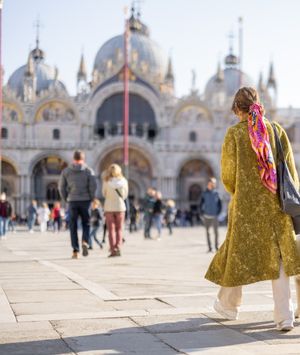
[[38, 202, 50, 233], [102, 164, 128, 257]]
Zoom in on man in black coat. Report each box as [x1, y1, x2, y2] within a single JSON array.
[[59, 150, 97, 259]]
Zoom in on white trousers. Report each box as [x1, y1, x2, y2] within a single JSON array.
[[217, 263, 294, 324], [40, 221, 47, 233]]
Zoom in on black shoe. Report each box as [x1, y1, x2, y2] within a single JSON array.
[[99, 243, 103, 249], [88, 246, 93, 250], [82, 243, 89, 257], [207, 249, 213, 253], [102, 239, 106, 244]]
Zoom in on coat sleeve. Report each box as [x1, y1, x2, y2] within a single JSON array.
[[277, 123, 300, 191], [58, 171, 68, 202], [87, 170, 97, 200], [221, 128, 237, 195]]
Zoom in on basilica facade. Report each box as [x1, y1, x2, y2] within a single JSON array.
[[3, 9, 300, 215]]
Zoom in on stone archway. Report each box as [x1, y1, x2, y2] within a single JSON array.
[[32, 156, 67, 206], [178, 159, 214, 210], [99, 147, 153, 201]]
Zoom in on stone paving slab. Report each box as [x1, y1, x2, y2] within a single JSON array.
[[63, 332, 179, 355], [51, 318, 145, 336], [11, 299, 114, 316], [0, 286, 16, 323], [1, 227, 300, 354]]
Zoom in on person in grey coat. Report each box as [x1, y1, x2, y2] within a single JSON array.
[[59, 150, 97, 259], [199, 177, 222, 253]]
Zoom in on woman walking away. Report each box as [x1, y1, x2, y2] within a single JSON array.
[[152, 191, 164, 240], [102, 164, 128, 257], [89, 199, 103, 250], [38, 202, 50, 233], [52, 201, 62, 233], [165, 200, 176, 235], [205, 87, 300, 331]]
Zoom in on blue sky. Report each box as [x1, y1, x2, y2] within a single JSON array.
[[3, 0, 300, 107]]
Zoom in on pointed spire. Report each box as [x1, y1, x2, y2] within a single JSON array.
[[129, 1, 149, 36], [267, 62, 276, 89], [258, 72, 265, 91], [31, 17, 45, 62], [225, 31, 239, 67], [165, 56, 174, 81], [54, 66, 59, 81], [77, 53, 87, 82], [25, 52, 34, 77], [216, 61, 224, 82]]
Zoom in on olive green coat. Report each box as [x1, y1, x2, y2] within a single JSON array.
[[205, 119, 300, 287]]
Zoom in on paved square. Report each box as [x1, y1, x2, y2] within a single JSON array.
[[0, 226, 299, 354]]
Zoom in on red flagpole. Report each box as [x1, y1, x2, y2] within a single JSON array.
[[238, 17, 243, 88], [0, 1, 3, 194], [123, 10, 129, 179]]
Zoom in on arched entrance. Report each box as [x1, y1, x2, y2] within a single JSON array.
[[32, 156, 67, 206], [178, 159, 214, 210], [99, 148, 153, 201], [1, 160, 18, 212], [95, 93, 158, 140]]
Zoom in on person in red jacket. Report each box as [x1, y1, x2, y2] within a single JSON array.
[[52, 201, 62, 233]]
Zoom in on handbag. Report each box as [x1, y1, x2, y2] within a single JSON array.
[[114, 188, 130, 220], [272, 123, 300, 234]]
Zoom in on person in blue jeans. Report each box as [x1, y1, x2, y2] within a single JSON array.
[[27, 200, 37, 233], [199, 178, 222, 252], [152, 191, 164, 240], [0, 193, 12, 238], [142, 188, 156, 239], [88, 199, 103, 250], [59, 150, 97, 259]]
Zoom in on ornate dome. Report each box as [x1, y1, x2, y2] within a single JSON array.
[[7, 45, 67, 98], [93, 11, 168, 87], [205, 53, 253, 100]]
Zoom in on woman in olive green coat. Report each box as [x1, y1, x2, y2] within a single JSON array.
[[205, 87, 300, 331]]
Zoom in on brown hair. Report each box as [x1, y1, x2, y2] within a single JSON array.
[[73, 150, 85, 161], [231, 87, 264, 115]]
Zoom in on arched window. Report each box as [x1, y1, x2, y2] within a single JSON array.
[[189, 184, 202, 201], [46, 182, 60, 201], [1, 128, 8, 139], [53, 129, 60, 140], [189, 131, 197, 142], [96, 93, 157, 139]]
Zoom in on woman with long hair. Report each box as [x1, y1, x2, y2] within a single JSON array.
[[102, 164, 128, 257], [205, 87, 300, 331]]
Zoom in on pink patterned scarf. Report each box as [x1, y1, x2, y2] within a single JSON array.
[[248, 103, 277, 194]]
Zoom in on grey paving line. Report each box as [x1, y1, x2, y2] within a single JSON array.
[[36, 259, 119, 300], [50, 321, 78, 355], [129, 316, 188, 355], [0, 285, 17, 323]]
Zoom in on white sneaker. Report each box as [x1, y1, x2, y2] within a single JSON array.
[[276, 320, 294, 331], [213, 299, 238, 320], [29, 230, 34, 233]]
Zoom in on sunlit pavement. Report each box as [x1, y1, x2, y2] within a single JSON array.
[[0, 226, 299, 354]]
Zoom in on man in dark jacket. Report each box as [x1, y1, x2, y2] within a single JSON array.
[[199, 178, 222, 252], [0, 193, 12, 238], [142, 188, 156, 239], [59, 150, 97, 259]]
